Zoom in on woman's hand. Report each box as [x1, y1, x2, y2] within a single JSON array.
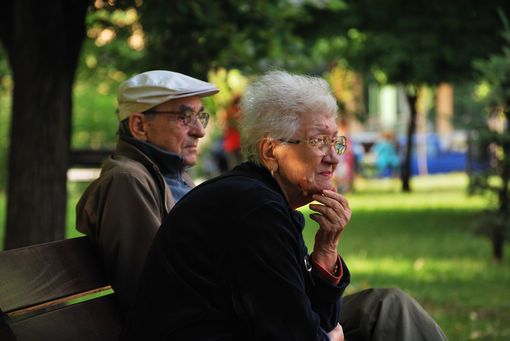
[[328, 323, 344, 341], [309, 189, 351, 272]]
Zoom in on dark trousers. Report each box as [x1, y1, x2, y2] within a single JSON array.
[[340, 288, 448, 341]]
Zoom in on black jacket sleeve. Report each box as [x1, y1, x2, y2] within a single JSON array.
[[228, 202, 349, 340]]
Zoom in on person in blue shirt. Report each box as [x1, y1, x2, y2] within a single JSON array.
[[371, 131, 400, 177]]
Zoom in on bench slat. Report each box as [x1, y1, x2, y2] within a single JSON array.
[[0, 237, 109, 313], [9, 294, 121, 341]]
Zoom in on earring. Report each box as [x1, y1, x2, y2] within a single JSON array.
[[270, 164, 278, 177]]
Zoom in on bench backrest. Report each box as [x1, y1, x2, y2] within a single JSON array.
[[0, 237, 121, 341]]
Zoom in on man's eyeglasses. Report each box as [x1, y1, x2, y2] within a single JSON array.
[[144, 110, 210, 128], [279, 135, 347, 156]]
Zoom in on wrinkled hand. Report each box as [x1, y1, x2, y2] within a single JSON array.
[[328, 323, 344, 341], [309, 189, 351, 272]]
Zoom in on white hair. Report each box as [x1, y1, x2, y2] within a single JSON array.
[[239, 70, 338, 165]]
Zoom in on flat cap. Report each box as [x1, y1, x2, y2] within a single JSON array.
[[116, 70, 219, 121]]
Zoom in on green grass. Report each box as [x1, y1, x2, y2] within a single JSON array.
[[66, 181, 91, 239], [1, 172, 509, 340], [299, 173, 510, 341]]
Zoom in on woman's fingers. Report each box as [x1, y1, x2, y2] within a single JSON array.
[[309, 190, 351, 232], [309, 212, 329, 226], [313, 190, 350, 211]]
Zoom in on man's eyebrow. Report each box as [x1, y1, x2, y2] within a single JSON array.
[[178, 104, 204, 112]]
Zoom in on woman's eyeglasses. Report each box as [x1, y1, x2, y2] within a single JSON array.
[[144, 109, 210, 128], [279, 135, 347, 156]]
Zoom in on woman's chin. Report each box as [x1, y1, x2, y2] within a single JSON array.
[[294, 176, 334, 200], [300, 182, 333, 197], [314, 180, 335, 193]]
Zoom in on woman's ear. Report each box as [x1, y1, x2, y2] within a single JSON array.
[[260, 138, 279, 173], [129, 113, 148, 141]]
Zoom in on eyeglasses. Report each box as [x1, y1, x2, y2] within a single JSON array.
[[144, 110, 210, 128], [279, 135, 347, 156]]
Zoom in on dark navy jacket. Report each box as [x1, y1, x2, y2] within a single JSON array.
[[121, 162, 350, 340]]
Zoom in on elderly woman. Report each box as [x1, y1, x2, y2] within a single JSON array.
[[121, 71, 447, 341]]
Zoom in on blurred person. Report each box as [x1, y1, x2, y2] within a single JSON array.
[[222, 93, 243, 170], [333, 139, 354, 193], [333, 119, 355, 193], [120, 71, 447, 341], [210, 136, 229, 175], [75, 70, 219, 315], [371, 131, 400, 177]]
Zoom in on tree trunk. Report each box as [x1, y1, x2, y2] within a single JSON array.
[[2, 1, 88, 249], [492, 229, 504, 261], [401, 88, 418, 192]]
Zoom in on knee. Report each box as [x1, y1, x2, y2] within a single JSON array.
[[380, 287, 406, 298], [370, 287, 406, 300], [373, 287, 417, 309]]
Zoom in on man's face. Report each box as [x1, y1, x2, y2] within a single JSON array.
[[142, 96, 206, 168]]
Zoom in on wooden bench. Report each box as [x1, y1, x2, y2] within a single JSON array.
[[0, 237, 122, 341]]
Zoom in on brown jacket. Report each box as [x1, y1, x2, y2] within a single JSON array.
[[76, 139, 193, 313]]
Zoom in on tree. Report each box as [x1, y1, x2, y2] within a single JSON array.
[[0, 0, 311, 248], [136, 0, 309, 79], [0, 1, 89, 249], [469, 10, 510, 261], [298, 0, 510, 191]]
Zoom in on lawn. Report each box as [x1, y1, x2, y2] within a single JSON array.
[[1, 172, 509, 340], [299, 174, 510, 341]]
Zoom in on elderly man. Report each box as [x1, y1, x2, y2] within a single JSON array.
[[76, 70, 219, 315]]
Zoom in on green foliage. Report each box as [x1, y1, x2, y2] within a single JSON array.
[[73, 4, 147, 149], [0, 44, 11, 190], [452, 82, 486, 127], [71, 1, 319, 154], [472, 9, 510, 108], [0, 44, 10, 91], [138, 0, 311, 78], [83, 0, 377, 78], [297, 1, 510, 194], [0, 95, 10, 190], [79, 4, 146, 81], [306, 0, 510, 86], [72, 79, 118, 149], [468, 10, 510, 260]]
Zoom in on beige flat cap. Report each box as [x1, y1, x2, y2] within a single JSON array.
[[116, 70, 219, 121]]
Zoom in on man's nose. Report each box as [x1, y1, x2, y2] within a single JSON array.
[[189, 119, 206, 137]]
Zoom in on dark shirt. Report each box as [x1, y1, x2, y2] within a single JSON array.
[[122, 136, 192, 202], [121, 162, 350, 340]]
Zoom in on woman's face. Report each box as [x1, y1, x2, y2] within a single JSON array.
[[273, 112, 340, 208]]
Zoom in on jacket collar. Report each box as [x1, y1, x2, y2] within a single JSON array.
[[230, 162, 281, 193], [230, 162, 306, 232], [118, 136, 185, 179]]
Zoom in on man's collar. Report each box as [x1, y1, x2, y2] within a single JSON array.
[[120, 136, 186, 178]]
